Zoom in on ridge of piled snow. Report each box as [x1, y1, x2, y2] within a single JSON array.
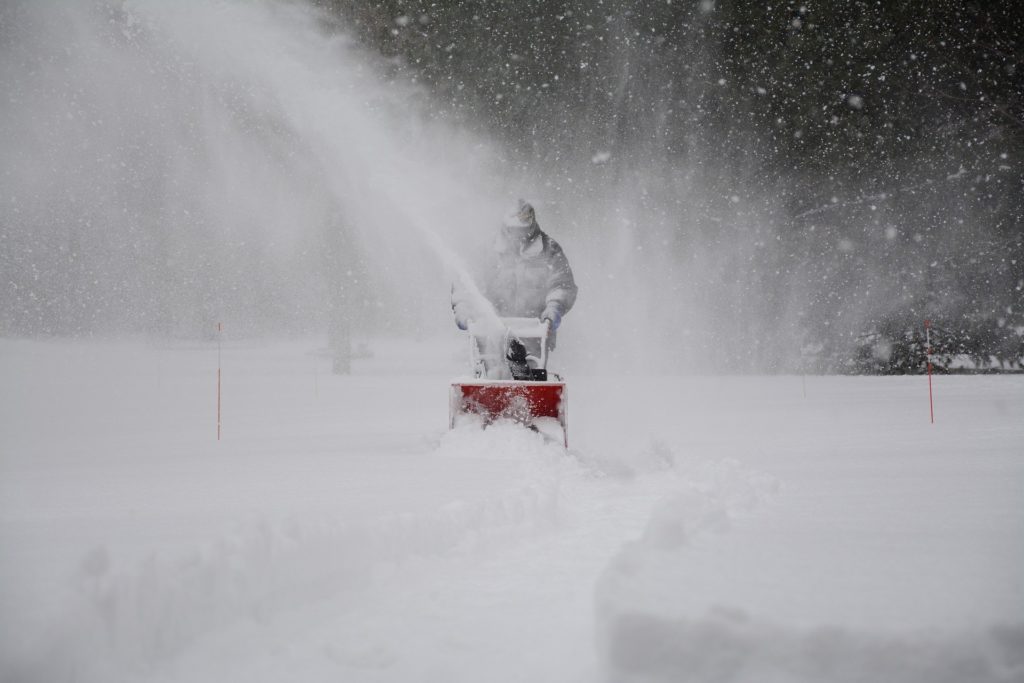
[[594, 432, 1024, 683], [600, 608, 1023, 683]]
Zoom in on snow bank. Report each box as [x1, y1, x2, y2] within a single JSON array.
[[595, 442, 1024, 683], [599, 609, 1023, 683], [3, 424, 566, 683]]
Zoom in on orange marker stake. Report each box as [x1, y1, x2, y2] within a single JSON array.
[[217, 322, 222, 440], [925, 320, 934, 424]]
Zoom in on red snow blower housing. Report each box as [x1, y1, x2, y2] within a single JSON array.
[[449, 317, 567, 446]]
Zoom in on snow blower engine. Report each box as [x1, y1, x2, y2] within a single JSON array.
[[449, 317, 568, 447]]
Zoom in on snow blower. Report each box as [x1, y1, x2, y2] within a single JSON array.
[[449, 317, 568, 447]]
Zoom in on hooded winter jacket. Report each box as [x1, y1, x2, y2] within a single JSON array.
[[452, 223, 577, 343]]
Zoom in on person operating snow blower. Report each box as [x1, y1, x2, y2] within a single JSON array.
[[451, 199, 577, 354], [449, 200, 578, 445]]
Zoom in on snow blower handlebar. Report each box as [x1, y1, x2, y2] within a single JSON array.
[[466, 317, 551, 378], [499, 317, 550, 369]]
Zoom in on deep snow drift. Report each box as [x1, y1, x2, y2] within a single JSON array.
[[1, 337, 1021, 683]]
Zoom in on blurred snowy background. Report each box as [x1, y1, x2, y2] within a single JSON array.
[[1, 0, 1020, 372]]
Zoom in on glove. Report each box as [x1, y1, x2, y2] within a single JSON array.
[[540, 306, 561, 331], [453, 302, 471, 331]]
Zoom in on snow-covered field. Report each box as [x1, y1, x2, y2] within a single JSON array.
[[1, 337, 1021, 683]]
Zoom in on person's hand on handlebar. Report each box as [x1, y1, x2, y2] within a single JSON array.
[[540, 306, 561, 331]]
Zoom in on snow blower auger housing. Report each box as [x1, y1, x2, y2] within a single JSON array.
[[449, 317, 568, 447]]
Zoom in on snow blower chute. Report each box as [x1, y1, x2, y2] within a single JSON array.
[[449, 317, 568, 447]]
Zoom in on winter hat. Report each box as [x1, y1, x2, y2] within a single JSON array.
[[502, 199, 536, 229]]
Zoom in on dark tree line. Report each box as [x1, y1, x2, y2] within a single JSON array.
[[321, 0, 1023, 372]]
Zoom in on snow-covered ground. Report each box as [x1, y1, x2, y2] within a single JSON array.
[[1, 337, 1021, 683]]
